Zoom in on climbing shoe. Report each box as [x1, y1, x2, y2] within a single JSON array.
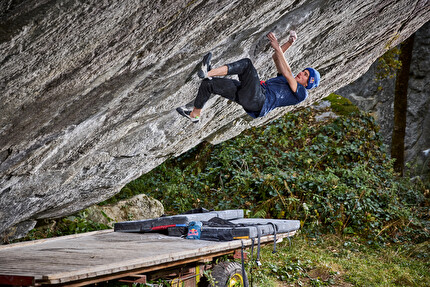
[[197, 52, 212, 79], [176, 106, 199, 123]]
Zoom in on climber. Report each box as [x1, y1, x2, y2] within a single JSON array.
[[176, 31, 320, 123]]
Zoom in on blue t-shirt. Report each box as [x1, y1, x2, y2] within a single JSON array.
[[247, 75, 308, 118]]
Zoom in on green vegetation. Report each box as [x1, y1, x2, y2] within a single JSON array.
[[375, 42, 402, 91], [323, 93, 359, 116], [22, 210, 110, 241], [251, 234, 429, 286], [376, 46, 402, 82], [19, 94, 429, 285]]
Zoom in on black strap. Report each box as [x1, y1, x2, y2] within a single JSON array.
[[182, 207, 213, 214], [241, 240, 249, 287], [250, 238, 255, 262], [268, 222, 278, 254], [255, 227, 262, 266], [250, 238, 255, 287]]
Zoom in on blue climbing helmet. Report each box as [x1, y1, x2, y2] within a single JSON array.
[[305, 68, 320, 90]]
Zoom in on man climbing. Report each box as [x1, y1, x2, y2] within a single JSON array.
[[177, 31, 320, 122]]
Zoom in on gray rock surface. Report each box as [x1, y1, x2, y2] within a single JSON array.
[[1, 0, 430, 241], [336, 21, 430, 175]]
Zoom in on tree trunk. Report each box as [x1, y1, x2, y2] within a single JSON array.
[[391, 35, 415, 176]]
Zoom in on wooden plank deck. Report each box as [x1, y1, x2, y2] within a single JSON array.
[[0, 229, 296, 286]]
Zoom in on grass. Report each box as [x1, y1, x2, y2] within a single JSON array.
[[248, 233, 430, 286]]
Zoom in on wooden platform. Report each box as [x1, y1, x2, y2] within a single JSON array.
[[0, 229, 296, 286]]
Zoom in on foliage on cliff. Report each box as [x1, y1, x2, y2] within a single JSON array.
[[116, 96, 429, 244]]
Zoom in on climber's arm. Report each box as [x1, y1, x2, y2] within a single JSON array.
[[269, 30, 297, 71], [267, 32, 298, 92], [280, 39, 293, 53], [273, 30, 296, 54]]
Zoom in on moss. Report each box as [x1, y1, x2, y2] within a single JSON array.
[[323, 93, 360, 116]]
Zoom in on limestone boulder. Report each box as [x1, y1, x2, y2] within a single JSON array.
[[86, 194, 164, 228]]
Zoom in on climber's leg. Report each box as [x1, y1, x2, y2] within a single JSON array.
[[226, 58, 265, 113], [190, 77, 240, 117], [178, 56, 264, 122], [189, 58, 265, 118], [177, 77, 240, 122], [197, 52, 228, 79]]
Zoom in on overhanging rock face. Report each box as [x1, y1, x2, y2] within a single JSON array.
[[1, 0, 429, 240]]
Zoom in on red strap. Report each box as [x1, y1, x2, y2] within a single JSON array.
[[151, 224, 176, 230], [260, 80, 266, 85]]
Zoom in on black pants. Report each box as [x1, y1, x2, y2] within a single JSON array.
[[194, 58, 266, 113]]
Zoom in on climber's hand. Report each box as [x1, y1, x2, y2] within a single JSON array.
[[288, 30, 297, 44], [267, 32, 281, 51]]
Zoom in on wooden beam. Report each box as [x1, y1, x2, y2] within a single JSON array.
[[0, 275, 35, 286]]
